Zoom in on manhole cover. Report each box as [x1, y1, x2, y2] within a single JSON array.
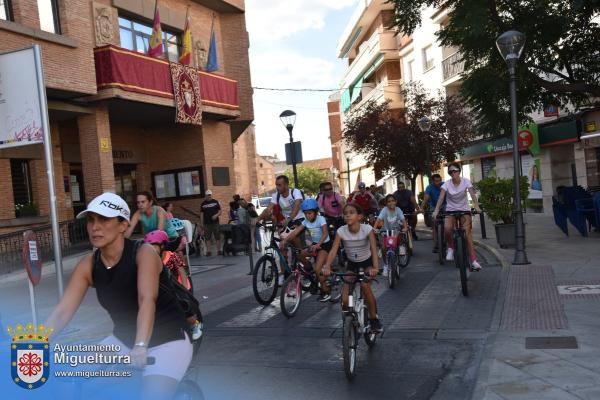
[[525, 336, 578, 349]]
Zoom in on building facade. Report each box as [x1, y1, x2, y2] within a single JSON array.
[[233, 124, 259, 200], [0, 0, 253, 232]]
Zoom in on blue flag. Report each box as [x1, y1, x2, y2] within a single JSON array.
[[206, 27, 219, 72]]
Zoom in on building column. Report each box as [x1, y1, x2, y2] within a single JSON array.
[[202, 121, 235, 207], [0, 160, 15, 219], [77, 104, 115, 200]]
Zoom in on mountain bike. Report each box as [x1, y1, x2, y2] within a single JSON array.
[[442, 210, 478, 297], [330, 270, 379, 381]]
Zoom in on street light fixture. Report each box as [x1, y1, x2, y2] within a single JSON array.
[[344, 150, 352, 195], [496, 30, 529, 265], [418, 116, 432, 179], [279, 110, 299, 188]]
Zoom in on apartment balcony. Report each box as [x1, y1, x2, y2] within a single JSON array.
[[93, 45, 240, 118], [441, 52, 465, 86], [340, 29, 398, 90], [350, 80, 404, 112]]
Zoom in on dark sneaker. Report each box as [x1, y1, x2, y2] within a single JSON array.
[[318, 293, 331, 302], [412, 231, 419, 241], [369, 318, 383, 333]]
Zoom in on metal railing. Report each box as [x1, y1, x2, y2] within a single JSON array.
[[442, 52, 465, 81], [0, 219, 91, 275]]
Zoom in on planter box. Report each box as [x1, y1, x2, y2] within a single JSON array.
[[495, 223, 516, 249]]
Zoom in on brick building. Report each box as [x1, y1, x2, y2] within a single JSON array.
[[255, 154, 275, 196], [0, 0, 253, 232], [233, 124, 258, 199]]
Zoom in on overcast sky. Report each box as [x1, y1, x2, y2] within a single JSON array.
[[245, 0, 358, 161]]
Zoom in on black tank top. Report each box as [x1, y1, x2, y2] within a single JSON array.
[[92, 239, 189, 347]]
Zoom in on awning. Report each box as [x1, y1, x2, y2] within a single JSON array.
[[341, 88, 352, 113], [350, 78, 363, 103], [539, 119, 579, 147]]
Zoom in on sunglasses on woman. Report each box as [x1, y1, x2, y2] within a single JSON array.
[[449, 169, 460, 174]]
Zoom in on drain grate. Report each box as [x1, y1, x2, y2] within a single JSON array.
[[525, 336, 578, 349]]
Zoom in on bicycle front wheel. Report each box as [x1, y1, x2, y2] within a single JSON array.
[[252, 255, 279, 305], [280, 273, 302, 318], [386, 252, 397, 289], [342, 314, 358, 381], [455, 234, 469, 297]]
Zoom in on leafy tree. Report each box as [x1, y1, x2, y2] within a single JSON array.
[[284, 165, 328, 194], [343, 82, 475, 189], [388, 0, 600, 134]]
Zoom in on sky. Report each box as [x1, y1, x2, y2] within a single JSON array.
[[244, 0, 359, 161]]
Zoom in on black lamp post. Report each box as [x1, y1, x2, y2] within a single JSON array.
[[345, 150, 352, 195], [418, 116, 432, 179], [280, 110, 299, 188], [496, 30, 529, 265]]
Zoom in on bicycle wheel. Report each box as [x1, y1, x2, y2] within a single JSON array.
[[363, 308, 377, 347], [280, 273, 302, 318], [437, 223, 445, 265], [454, 234, 469, 297], [386, 252, 396, 289], [398, 242, 410, 268], [342, 314, 358, 381], [252, 255, 279, 305], [407, 229, 414, 256], [174, 380, 205, 400]]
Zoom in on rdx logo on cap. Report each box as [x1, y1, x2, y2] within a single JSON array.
[[99, 200, 130, 217]]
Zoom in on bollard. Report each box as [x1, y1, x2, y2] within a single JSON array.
[[479, 211, 487, 239]]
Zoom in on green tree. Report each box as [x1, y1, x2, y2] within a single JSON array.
[[284, 165, 328, 195], [388, 0, 600, 134]]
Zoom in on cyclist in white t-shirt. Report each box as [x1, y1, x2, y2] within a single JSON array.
[[432, 162, 482, 271]]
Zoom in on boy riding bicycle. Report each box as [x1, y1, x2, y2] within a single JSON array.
[[281, 199, 333, 302], [322, 203, 383, 333]]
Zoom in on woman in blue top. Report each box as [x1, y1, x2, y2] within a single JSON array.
[[281, 198, 333, 302], [126, 191, 180, 250]]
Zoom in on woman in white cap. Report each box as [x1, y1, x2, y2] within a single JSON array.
[[46, 192, 192, 398]]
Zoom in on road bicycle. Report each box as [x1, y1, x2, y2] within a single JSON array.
[[435, 212, 447, 265], [379, 229, 409, 289], [330, 270, 379, 381], [440, 210, 478, 297]]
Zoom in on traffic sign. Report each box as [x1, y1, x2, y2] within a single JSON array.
[[22, 230, 43, 286]]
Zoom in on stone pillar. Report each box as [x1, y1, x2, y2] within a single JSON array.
[[0, 159, 15, 219], [77, 104, 115, 200]]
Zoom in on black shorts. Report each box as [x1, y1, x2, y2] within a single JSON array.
[[346, 256, 373, 272], [312, 240, 333, 252]]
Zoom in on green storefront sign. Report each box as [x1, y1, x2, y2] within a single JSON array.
[[462, 123, 542, 159]]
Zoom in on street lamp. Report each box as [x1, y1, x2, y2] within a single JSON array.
[[280, 110, 299, 188], [496, 30, 529, 265], [344, 150, 352, 195], [418, 116, 432, 179]]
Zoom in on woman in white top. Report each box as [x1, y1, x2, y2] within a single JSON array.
[[432, 162, 483, 271]]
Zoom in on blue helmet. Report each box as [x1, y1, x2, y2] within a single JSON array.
[[301, 198, 319, 212], [170, 218, 185, 231]]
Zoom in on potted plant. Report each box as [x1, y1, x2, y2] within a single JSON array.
[[15, 202, 38, 218], [475, 176, 529, 248]]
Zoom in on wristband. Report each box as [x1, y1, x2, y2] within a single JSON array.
[[134, 341, 148, 348]]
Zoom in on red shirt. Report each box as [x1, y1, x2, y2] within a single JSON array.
[[350, 191, 376, 212]]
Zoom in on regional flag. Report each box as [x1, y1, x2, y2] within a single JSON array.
[[147, 0, 163, 58], [206, 17, 219, 72], [179, 7, 192, 65]]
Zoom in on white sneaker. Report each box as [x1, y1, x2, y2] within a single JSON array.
[[446, 248, 454, 261], [191, 321, 203, 341], [470, 260, 482, 272], [278, 275, 284, 285]]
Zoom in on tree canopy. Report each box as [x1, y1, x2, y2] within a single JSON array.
[[284, 165, 328, 194], [388, 0, 600, 134], [342, 82, 475, 188]]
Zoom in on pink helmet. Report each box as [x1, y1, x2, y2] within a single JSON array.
[[144, 230, 169, 244]]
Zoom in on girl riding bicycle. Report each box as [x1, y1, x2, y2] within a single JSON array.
[[374, 195, 408, 275], [280, 199, 333, 302], [432, 162, 483, 271], [322, 203, 383, 332]]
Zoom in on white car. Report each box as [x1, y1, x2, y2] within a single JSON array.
[[251, 196, 272, 214]]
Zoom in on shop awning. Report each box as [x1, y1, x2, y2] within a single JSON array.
[[539, 120, 579, 147]]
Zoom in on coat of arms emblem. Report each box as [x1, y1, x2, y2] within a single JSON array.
[[8, 323, 52, 390]]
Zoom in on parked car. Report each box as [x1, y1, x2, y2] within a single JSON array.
[[251, 196, 271, 215]]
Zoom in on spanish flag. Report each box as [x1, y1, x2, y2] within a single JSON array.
[[147, 0, 163, 58], [179, 7, 192, 65]]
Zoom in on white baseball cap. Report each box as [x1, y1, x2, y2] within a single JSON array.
[[76, 192, 131, 221], [205, 190, 213, 196]]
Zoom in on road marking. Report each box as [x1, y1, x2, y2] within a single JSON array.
[[557, 285, 600, 295]]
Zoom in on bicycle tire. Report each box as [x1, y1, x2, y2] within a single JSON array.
[[455, 233, 469, 297], [398, 242, 410, 268], [280, 273, 302, 318], [363, 308, 377, 347], [386, 252, 396, 289], [407, 229, 414, 256], [174, 380, 205, 400], [252, 255, 279, 305], [342, 314, 358, 381], [437, 223, 445, 265]]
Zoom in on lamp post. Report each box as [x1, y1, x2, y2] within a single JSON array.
[[496, 30, 529, 265], [418, 116, 432, 180], [280, 110, 299, 188], [345, 150, 352, 196]]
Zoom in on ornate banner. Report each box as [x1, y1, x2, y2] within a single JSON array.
[[170, 63, 202, 125]]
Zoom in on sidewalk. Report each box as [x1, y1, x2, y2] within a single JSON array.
[[468, 213, 600, 400]]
